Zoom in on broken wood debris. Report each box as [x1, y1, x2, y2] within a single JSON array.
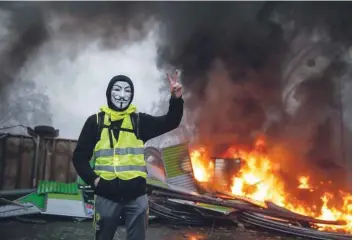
[[151, 189, 346, 226], [146, 181, 351, 240]]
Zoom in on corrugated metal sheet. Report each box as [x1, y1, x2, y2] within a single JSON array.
[[37, 181, 78, 195], [161, 143, 197, 192], [162, 143, 190, 178], [146, 178, 169, 189]]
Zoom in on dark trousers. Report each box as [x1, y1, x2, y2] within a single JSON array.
[[94, 194, 149, 240]]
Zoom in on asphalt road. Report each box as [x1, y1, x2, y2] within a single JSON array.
[[0, 218, 297, 240]]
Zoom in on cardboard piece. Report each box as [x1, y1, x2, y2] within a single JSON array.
[[42, 192, 91, 218]]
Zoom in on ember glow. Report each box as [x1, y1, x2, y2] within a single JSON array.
[[189, 137, 352, 233]]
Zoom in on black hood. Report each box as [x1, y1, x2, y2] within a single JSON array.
[[106, 75, 134, 111]]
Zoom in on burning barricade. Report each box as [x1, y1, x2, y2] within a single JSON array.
[[146, 139, 352, 240]]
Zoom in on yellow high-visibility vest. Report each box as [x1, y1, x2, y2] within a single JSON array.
[[93, 112, 147, 181]]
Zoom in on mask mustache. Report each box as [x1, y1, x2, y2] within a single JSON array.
[[113, 95, 130, 101]]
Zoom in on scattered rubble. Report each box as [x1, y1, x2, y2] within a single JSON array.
[[147, 179, 351, 240], [0, 198, 41, 218]]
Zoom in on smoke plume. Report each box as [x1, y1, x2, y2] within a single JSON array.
[[155, 2, 352, 187], [0, 2, 351, 188]]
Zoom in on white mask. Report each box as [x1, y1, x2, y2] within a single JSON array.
[[110, 81, 132, 110]]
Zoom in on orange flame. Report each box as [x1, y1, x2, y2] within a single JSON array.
[[298, 176, 310, 189], [190, 137, 352, 233], [190, 147, 214, 182]]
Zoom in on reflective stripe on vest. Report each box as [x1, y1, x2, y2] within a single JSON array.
[[94, 165, 147, 173], [95, 147, 144, 157]]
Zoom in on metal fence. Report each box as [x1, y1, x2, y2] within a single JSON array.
[[0, 134, 77, 191]]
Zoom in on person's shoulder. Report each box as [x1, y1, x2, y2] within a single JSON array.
[[87, 113, 97, 121], [84, 113, 100, 127]]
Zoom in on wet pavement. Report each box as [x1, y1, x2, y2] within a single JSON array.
[[1, 218, 297, 240]]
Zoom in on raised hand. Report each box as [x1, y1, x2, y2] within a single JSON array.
[[167, 70, 183, 98]]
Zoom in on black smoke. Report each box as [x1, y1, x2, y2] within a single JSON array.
[[0, 2, 351, 188], [0, 2, 156, 128], [0, 3, 51, 128], [0, 3, 47, 89], [155, 2, 351, 188], [0, 1, 159, 89]]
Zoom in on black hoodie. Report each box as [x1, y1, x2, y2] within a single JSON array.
[[72, 75, 183, 201]]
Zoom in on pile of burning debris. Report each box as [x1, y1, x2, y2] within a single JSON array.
[[148, 180, 351, 240], [145, 141, 352, 240]]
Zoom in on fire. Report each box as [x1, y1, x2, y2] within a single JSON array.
[[316, 193, 352, 232], [190, 137, 352, 233], [298, 176, 310, 189], [190, 147, 214, 182]]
